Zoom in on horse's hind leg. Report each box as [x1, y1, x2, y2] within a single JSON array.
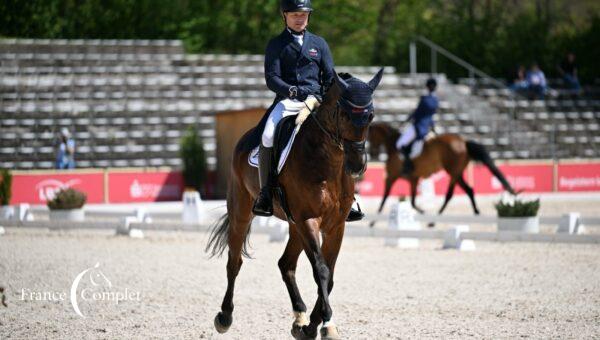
[[457, 176, 479, 215], [428, 177, 457, 228], [409, 178, 424, 214], [214, 181, 254, 334], [278, 225, 309, 337]]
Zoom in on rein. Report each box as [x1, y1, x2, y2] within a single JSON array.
[[310, 101, 343, 150]]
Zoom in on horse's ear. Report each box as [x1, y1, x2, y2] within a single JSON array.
[[333, 70, 349, 93], [368, 68, 384, 91]]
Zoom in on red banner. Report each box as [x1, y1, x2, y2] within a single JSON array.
[[472, 163, 553, 193], [107, 171, 183, 203], [557, 163, 600, 192], [11, 172, 105, 204]]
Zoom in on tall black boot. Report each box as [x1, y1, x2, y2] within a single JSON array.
[[252, 145, 274, 216], [400, 145, 414, 175]]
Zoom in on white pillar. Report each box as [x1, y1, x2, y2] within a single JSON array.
[[386, 201, 421, 248], [269, 219, 289, 243], [182, 190, 204, 224], [557, 213, 581, 234], [409, 41, 417, 75]]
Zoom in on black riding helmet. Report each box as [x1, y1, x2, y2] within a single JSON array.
[[281, 0, 313, 12], [426, 78, 437, 91]]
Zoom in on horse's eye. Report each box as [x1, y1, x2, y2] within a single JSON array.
[[368, 113, 374, 122]]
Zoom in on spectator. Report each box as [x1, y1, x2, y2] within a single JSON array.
[[509, 65, 529, 94], [56, 128, 75, 169], [557, 52, 581, 95], [526, 63, 547, 99]]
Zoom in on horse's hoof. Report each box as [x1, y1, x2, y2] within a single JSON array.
[[320, 325, 341, 340], [291, 325, 317, 339], [428, 222, 435, 228], [214, 312, 232, 334]]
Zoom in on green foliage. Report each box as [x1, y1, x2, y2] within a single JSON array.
[[0, 169, 12, 206], [495, 197, 540, 218], [180, 125, 207, 192], [47, 188, 86, 210], [0, 0, 598, 81]]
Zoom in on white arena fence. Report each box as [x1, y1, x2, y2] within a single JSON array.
[[1, 198, 599, 250]]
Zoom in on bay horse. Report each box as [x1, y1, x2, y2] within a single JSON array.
[[367, 122, 515, 227], [206, 69, 384, 339]]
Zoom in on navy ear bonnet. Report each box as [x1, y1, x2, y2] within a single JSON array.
[[337, 73, 374, 127]]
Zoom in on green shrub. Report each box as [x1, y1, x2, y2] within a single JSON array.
[[47, 188, 86, 210], [495, 196, 540, 218], [0, 169, 12, 206], [180, 125, 207, 192]]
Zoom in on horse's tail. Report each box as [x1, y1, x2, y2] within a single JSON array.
[[205, 213, 253, 259], [466, 140, 516, 195]]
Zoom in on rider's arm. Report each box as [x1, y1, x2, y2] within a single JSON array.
[[265, 40, 296, 98], [319, 38, 335, 91]]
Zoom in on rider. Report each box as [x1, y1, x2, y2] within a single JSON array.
[[252, 0, 364, 222], [395, 78, 439, 175]]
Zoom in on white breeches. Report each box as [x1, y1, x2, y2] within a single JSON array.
[[395, 124, 417, 150], [262, 96, 315, 147]]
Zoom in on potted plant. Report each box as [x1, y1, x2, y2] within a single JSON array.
[[180, 125, 207, 193], [495, 194, 540, 233], [0, 169, 13, 219], [47, 188, 87, 221]]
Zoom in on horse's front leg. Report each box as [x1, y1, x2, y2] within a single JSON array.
[[293, 217, 335, 339], [306, 222, 344, 340]]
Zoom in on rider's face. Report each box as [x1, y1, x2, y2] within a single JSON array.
[[284, 11, 309, 32]]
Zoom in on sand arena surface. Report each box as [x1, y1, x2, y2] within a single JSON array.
[[1, 227, 599, 339]]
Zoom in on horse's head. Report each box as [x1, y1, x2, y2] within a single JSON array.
[[319, 68, 384, 176]]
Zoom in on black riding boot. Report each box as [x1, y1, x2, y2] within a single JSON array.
[[400, 145, 414, 175], [346, 199, 364, 222], [252, 146, 274, 216]]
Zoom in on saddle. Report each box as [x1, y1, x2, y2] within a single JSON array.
[[248, 98, 319, 223]]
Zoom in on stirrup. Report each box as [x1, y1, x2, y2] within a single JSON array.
[[346, 202, 364, 222]]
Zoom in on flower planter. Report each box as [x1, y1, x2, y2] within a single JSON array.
[[49, 209, 85, 222], [497, 216, 539, 233]]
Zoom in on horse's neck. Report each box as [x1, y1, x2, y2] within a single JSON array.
[[297, 116, 346, 179]]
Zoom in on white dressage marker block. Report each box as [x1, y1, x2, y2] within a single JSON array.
[[0, 226, 5, 235], [269, 220, 289, 243], [128, 228, 145, 239], [116, 217, 145, 238], [443, 225, 475, 251], [135, 208, 152, 223], [386, 201, 421, 248], [182, 190, 204, 224], [15, 204, 34, 221], [116, 216, 139, 237], [557, 213, 581, 234]]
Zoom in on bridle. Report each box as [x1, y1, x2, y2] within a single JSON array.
[[309, 97, 371, 176]]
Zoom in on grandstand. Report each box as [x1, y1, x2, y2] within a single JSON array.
[[1, 39, 599, 171]]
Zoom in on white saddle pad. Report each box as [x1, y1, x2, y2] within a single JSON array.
[[248, 124, 301, 174], [402, 140, 424, 160]]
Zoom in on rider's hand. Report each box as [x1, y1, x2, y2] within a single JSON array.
[[296, 87, 310, 101]]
